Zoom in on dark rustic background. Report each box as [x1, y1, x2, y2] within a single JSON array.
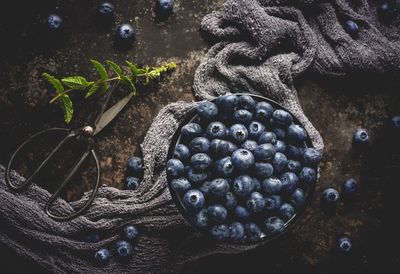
[[1, 0, 400, 273]]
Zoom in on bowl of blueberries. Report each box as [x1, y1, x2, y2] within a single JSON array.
[[166, 93, 322, 243]]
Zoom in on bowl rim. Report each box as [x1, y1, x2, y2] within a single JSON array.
[[166, 93, 316, 244]]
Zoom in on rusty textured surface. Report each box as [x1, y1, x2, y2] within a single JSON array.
[[0, 0, 399, 273]]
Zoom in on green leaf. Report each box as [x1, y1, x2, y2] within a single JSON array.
[[121, 76, 136, 95], [42, 73, 64, 93], [91, 59, 108, 81], [126, 61, 139, 77], [85, 84, 100, 98], [59, 94, 73, 124], [62, 76, 93, 90], [105, 60, 123, 77]]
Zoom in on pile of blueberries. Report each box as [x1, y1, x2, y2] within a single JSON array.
[[126, 156, 144, 190], [167, 94, 322, 243]]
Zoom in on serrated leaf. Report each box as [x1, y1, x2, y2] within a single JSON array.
[[121, 75, 136, 95], [105, 60, 123, 77], [126, 61, 139, 77], [85, 84, 100, 98], [59, 94, 73, 124], [91, 59, 108, 81], [62, 76, 93, 90], [42, 73, 64, 93]]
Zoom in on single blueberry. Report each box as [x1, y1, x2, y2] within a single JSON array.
[[233, 109, 253, 124], [229, 124, 249, 144], [215, 156, 234, 177], [299, 167, 317, 185], [352, 128, 369, 147], [210, 139, 237, 158], [287, 160, 302, 174], [245, 222, 262, 242], [262, 177, 283, 194], [302, 148, 322, 167], [174, 144, 191, 163], [209, 178, 230, 198], [199, 181, 212, 196], [258, 131, 277, 145], [273, 128, 286, 140], [255, 102, 274, 122], [115, 240, 134, 259], [235, 205, 251, 220], [272, 109, 293, 126], [85, 233, 100, 243], [229, 222, 246, 242], [224, 192, 238, 210], [254, 162, 274, 179], [280, 172, 299, 193], [390, 116, 400, 129], [190, 153, 212, 170], [286, 145, 303, 160], [217, 94, 238, 109], [126, 176, 140, 190], [186, 167, 208, 184], [263, 216, 285, 235], [171, 177, 191, 194], [241, 140, 258, 153], [291, 188, 306, 207], [264, 195, 282, 212], [123, 225, 138, 241], [189, 137, 210, 154], [344, 20, 359, 36], [233, 175, 254, 198], [279, 203, 295, 221], [322, 188, 340, 206], [254, 143, 276, 161], [287, 124, 308, 143], [47, 14, 63, 30], [275, 140, 287, 153], [116, 23, 135, 42], [342, 178, 358, 196], [247, 121, 265, 140], [207, 204, 228, 223], [127, 156, 143, 177], [206, 121, 227, 139], [197, 101, 218, 120], [183, 189, 205, 212], [166, 158, 184, 178], [210, 224, 229, 241], [181, 123, 202, 140], [232, 149, 255, 171], [252, 177, 262, 192], [337, 236, 352, 252], [94, 248, 111, 265], [238, 95, 256, 111], [193, 209, 209, 228], [98, 2, 115, 18], [155, 0, 174, 18], [272, 152, 288, 174], [246, 192, 266, 213]]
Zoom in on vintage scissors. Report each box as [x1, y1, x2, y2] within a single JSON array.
[[5, 84, 134, 221]]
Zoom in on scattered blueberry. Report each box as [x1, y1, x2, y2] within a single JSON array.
[[115, 240, 133, 259], [171, 177, 191, 194], [302, 148, 322, 167], [166, 159, 184, 178], [186, 167, 208, 184], [94, 248, 111, 265], [342, 178, 358, 196], [272, 152, 288, 174], [238, 95, 256, 111], [247, 121, 265, 139], [254, 162, 274, 179], [209, 178, 230, 198], [254, 143, 276, 161], [217, 94, 238, 109], [290, 188, 306, 207], [115, 23, 135, 42], [189, 137, 210, 154], [98, 2, 115, 18], [263, 216, 285, 235], [390, 116, 400, 129], [181, 123, 202, 140], [352, 128, 369, 147], [262, 177, 283, 194], [337, 236, 352, 252], [206, 122, 227, 139], [344, 20, 359, 36], [155, 0, 174, 19], [210, 139, 237, 158], [246, 192, 266, 213], [235, 205, 251, 220], [207, 204, 228, 223], [299, 167, 317, 185], [233, 109, 253, 124], [280, 172, 299, 193], [193, 209, 209, 227], [232, 149, 255, 171], [174, 144, 191, 163], [191, 153, 212, 170], [215, 156, 234, 177], [245, 222, 262, 242], [229, 222, 246, 242], [183, 189, 205, 212], [197, 101, 218, 120], [229, 124, 248, 144], [127, 156, 143, 177], [123, 225, 138, 241], [264, 195, 282, 212], [210, 224, 229, 241], [378, 2, 393, 15], [322, 188, 340, 206], [255, 102, 274, 122], [287, 124, 307, 143], [241, 140, 258, 153], [287, 160, 302, 174], [272, 109, 292, 126], [258, 131, 277, 145], [47, 14, 63, 30], [279, 203, 295, 221], [233, 175, 254, 198], [126, 176, 140, 190]]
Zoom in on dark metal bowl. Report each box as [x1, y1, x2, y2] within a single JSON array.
[[167, 93, 316, 244]]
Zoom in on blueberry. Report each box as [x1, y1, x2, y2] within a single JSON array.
[[47, 14, 62, 30], [262, 177, 283, 194], [286, 145, 303, 160], [174, 144, 190, 163], [246, 192, 266, 213], [98, 2, 115, 18], [237, 95, 255, 110], [127, 156, 143, 177], [302, 148, 322, 167], [232, 149, 255, 171], [166, 159, 184, 178], [272, 152, 288, 174], [287, 124, 308, 142], [273, 128, 286, 140], [390, 116, 400, 129], [254, 143, 276, 161], [217, 94, 238, 109], [199, 181, 212, 196], [280, 172, 299, 193], [183, 189, 205, 212], [352, 128, 369, 147], [241, 140, 258, 153], [378, 2, 393, 14], [210, 139, 237, 158], [123, 225, 138, 241], [209, 178, 230, 198], [275, 140, 286, 153], [85, 233, 100, 243], [94, 248, 111, 265], [207, 204, 228, 223], [258, 131, 277, 145], [115, 240, 133, 259], [171, 177, 191, 194], [254, 162, 273, 179], [189, 137, 210, 154], [233, 175, 254, 198], [344, 20, 359, 36], [126, 176, 140, 190], [337, 236, 352, 252], [272, 109, 293, 126], [287, 160, 302, 174], [322, 188, 340, 206], [229, 124, 248, 144], [116, 23, 136, 42], [299, 167, 317, 185], [215, 156, 234, 177], [235, 205, 251, 220], [245, 222, 262, 242], [255, 102, 274, 122], [342, 178, 358, 196], [206, 121, 227, 139], [181, 123, 202, 140], [186, 167, 208, 184], [279, 203, 295, 221], [264, 195, 282, 211], [263, 216, 285, 235], [252, 177, 262, 192], [191, 153, 212, 170], [193, 209, 209, 227], [210, 224, 229, 241], [155, 0, 174, 18], [233, 109, 253, 124], [247, 121, 265, 140], [229, 222, 246, 242], [224, 192, 238, 210], [197, 101, 218, 120], [291, 188, 306, 207]]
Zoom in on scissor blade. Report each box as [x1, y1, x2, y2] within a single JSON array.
[[94, 93, 134, 135]]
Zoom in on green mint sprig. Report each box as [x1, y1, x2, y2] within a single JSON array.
[[42, 60, 176, 124]]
